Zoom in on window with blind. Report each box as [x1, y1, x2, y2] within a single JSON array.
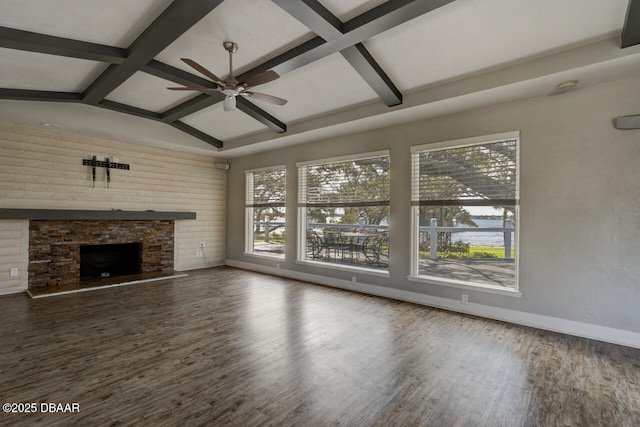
[[410, 132, 519, 292], [297, 151, 390, 271], [245, 166, 286, 259]]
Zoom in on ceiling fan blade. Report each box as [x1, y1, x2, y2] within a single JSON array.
[[167, 86, 216, 91], [223, 95, 236, 112], [181, 58, 222, 83], [245, 91, 287, 106], [240, 70, 280, 87]]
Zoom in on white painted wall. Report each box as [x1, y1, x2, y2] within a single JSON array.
[[0, 219, 28, 294], [225, 75, 640, 337], [0, 124, 227, 293]]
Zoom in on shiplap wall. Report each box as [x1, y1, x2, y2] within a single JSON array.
[[0, 124, 227, 294]]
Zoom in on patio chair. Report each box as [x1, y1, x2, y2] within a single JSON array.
[[322, 228, 346, 262], [306, 230, 323, 259], [363, 232, 389, 267]]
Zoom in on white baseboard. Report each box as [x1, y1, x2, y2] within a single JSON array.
[[0, 285, 28, 296], [225, 259, 640, 349]]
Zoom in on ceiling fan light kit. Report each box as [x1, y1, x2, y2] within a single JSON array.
[[167, 41, 287, 112]]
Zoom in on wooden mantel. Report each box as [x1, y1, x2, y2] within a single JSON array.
[[0, 208, 196, 221]]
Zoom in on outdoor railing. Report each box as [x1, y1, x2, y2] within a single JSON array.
[[421, 218, 514, 260], [255, 219, 515, 260], [254, 220, 285, 243]]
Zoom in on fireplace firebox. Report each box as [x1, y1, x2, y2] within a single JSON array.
[[80, 243, 141, 281]]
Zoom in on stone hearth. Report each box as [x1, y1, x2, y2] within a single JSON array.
[[29, 220, 174, 295]]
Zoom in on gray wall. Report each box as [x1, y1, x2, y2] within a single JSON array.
[[226, 75, 640, 333]]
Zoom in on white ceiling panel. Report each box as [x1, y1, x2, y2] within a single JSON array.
[[242, 53, 379, 122], [182, 102, 269, 141], [157, 0, 314, 79], [0, 0, 173, 47], [319, 0, 387, 22], [0, 48, 108, 92], [365, 0, 629, 91], [105, 72, 198, 113]]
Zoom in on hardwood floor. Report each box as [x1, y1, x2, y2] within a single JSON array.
[[1, 267, 639, 426]]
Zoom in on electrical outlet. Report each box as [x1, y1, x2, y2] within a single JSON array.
[[200, 241, 206, 248], [196, 250, 202, 258], [276, 263, 280, 269], [461, 294, 469, 305], [10, 268, 18, 277], [352, 276, 356, 285]]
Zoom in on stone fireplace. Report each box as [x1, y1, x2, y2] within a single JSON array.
[[29, 219, 175, 295]]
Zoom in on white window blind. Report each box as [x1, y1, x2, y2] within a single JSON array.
[[245, 167, 286, 208], [411, 139, 517, 206], [298, 154, 390, 207]]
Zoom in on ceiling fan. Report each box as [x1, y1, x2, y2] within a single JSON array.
[[167, 41, 287, 112]]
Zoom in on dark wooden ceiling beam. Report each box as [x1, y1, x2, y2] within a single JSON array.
[[160, 0, 455, 133], [97, 100, 162, 120], [143, 60, 217, 88], [341, 44, 402, 106], [236, 97, 287, 133], [93, 101, 223, 148], [622, 0, 640, 48], [160, 93, 225, 123], [272, 0, 344, 36], [0, 0, 454, 147], [0, 88, 222, 148], [169, 121, 223, 148], [0, 26, 127, 63], [82, 0, 224, 104], [272, 0, 402, 106], [0, 88, 82, 102], [270, 0, 454, 76]]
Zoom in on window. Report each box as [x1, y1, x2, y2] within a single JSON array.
[[297, 151, 390, 272], [245, 166, 286, 259], [410, 132, 519, 292]]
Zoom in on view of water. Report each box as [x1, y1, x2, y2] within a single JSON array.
[[453, 218, 515, 247]]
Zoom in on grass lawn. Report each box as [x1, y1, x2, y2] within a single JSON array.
[[469, 246, 515, 258], [421, 246, 515, 259]]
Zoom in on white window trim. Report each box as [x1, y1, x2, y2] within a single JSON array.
[[296, 150, 390, 168], [410, 131, 520, 153], [245, 165, 286, 259], [409, 131, 520, 295], [296, 259, 391, 278], [245, 165, 286, 174], [407, 274, 523, 297], [297, 151, 390, 272]]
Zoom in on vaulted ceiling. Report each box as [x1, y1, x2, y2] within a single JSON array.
[[1, 0, 639, 158]]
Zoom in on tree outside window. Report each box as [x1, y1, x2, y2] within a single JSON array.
[[298, 151, 390, 270], [245, 166, 286, 258], [411, 133, 519, 290]]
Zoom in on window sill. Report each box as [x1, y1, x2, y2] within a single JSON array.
[[296, 259, 390, 278], [407, 275, 522, 297]]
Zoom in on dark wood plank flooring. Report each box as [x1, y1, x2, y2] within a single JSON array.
[[1, 267, 639, 426]]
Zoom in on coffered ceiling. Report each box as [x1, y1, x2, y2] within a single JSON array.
[[0, 0, 639, 158]]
